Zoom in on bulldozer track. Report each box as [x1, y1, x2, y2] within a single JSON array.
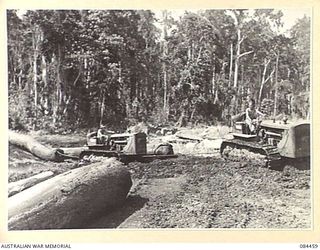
[[220, 139, 282, 167]]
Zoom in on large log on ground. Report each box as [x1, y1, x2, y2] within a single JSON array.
[[60, 147, 87, 158], [9, 131, 64, 162], [175, 132, 202, 142], [8, 158, 132, 230], [8, 171, 54, 197]]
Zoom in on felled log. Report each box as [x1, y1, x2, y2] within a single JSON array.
[[9, 130, 64, 162], [175, 132, 202, 142], [60, 147, 87, 159], [8, 158, 132, 230], [8, 171, 54, 197]]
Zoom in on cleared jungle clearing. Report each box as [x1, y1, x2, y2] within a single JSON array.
[[8, 126, 311, 229]]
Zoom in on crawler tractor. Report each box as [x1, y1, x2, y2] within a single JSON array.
[[220, 119, 310, 167], [80, 130, 176, 163]]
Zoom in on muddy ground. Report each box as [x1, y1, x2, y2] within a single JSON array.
[[8, 129, 311, 229]]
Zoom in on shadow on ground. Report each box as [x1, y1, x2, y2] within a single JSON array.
[[83, 195, 149, 229], [270, 157, 310, 171]]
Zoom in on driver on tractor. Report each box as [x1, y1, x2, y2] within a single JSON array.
[[245, 98, 265, 135], [97, 125, 115, 145], [97, 125, 107, 144]]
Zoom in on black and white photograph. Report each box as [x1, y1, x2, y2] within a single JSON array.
[[6, 8, 312, 231]]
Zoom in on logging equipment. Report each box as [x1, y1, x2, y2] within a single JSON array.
[[80, 131, 177, 163], [220, 119, 310, 167]]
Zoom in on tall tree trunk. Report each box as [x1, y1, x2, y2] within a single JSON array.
[[188, 46, 192, 62], [258, 59, 269, 106], [230, 10, 253, 97], [222, 61, 227, 82], [17, 57, 23, 90], [163, 65, 167, 114], [33, 51, 38, 108], [52, 54, 59, 126], [63, 60, 83, 116], [241, 64, 244, 86], [287, 68, 291, 79], [212, 57, 216, 96], [232, 31, 253, 89], [18, 68, 23, 90], [273, 50, 279, 118], [53, 43, 65, 126], [162, 10, 169, 121], [118, 61, 122, 99], [41, 55, 49, 114], [9, 58, 16, 87], [99, 90, 106, 127], [84, 57, 89, 86], [258, 59, 275, 106], [32, 27, 41, 129], [57, 44, 63, 107], [233, 28, 241, 88], [228, 43, 233, 87]]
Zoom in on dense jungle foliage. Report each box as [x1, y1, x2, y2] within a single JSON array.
[[7, 9, 310, 131]]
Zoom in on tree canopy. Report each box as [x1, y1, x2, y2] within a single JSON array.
[[7, 9, 310, 131]]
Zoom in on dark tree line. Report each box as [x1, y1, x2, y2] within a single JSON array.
[[7, 9, 310, 132]]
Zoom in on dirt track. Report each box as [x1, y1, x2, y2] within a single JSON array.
[[8, 131, 311, 229], [87, 156, 310, 229]]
